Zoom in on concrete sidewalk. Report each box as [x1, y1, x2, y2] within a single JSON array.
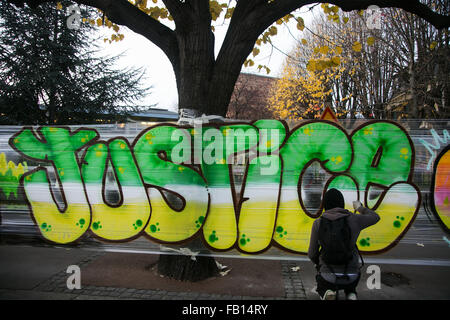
[[0, 244, 449, 300], [0, 245, 306, 300]]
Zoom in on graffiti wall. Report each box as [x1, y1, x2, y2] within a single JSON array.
[[0, 119, 448, 256], [431, 145, 450, 232]]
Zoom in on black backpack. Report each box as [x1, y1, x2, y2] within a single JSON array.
[[318, 215, 353, 266]]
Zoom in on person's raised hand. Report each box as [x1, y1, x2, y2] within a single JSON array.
[[352, 200, 362, 212]]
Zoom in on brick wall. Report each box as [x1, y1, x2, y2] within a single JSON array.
[[226, 73, 278, 120]]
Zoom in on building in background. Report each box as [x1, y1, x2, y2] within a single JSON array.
[[227, 73, 278, 120]]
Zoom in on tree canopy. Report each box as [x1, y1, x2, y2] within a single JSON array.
[[0, 0, 151, 125], [268, 1, 449, 120]]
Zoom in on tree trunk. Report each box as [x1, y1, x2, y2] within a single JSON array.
[[175, 19, 215, 115], [157, 254, 219, 282], [157, 18, 259, 280], [157, 14, 222, 277], [155, 5, 248, 281], [174, 26, 248, 118], [172, 2, 266, 118], [157, 237, 219, 282]]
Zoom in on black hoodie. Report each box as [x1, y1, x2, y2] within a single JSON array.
[[308, 206, 380, 283]]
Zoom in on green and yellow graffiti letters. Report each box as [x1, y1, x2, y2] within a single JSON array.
[[8, 120, 421, 253]]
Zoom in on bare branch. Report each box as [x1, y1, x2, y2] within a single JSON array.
[[326, 0, 450, 29], [249, 0, 450, 32]]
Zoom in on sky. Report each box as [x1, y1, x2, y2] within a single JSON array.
[[96, 4, 319, 113]]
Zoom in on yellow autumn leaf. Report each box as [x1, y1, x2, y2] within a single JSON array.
[[367, 36, 375, 46], [252, 47, 260, 57], [296, 17, 305, 31], [430, 41, 438, 50], [319, 46, 329, 55], [56, 2, 63, 10], [96, 18, 103, 27], [343, 17, 349, 24], [331, 14, 340, 23], [301, 39, 307, 45], [331, 56, 341, 65], [225, 7, 234, 19], [335, 46, 343, 54], [315, 60, 325, 71], [209, 0, 225, 21], [244, 59, 255, 67], [280, 109, 289, 119], [268, 26, 278, 36], [307, 60, 316, 72], [352, 41, 362, 52], [283, 14, 293, 22]]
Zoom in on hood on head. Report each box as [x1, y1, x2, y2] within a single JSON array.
[[321, 207, 352, 220], [323, 188, 345, 210]]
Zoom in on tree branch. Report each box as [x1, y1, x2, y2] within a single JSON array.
[[220, 0, 449, 77], [259, 0, 450, 30], [81, 0, 178, 56], [162, 0, 193, 28], [329, 0, 450, 29], [7, 0, 179, 63]]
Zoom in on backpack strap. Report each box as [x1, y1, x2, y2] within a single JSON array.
[[356, 244, 365, 270], [316, 217, 323, 271], [341, 216, 351, 280]]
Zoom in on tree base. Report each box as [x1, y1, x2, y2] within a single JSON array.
[[157, 254, 219, 282]]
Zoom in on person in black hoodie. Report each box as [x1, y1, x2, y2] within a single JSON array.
[[308, 188, 380, 300]]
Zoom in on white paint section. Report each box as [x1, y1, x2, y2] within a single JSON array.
[[25, 182, 88, 205]]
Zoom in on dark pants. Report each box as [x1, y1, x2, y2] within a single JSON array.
[[316, 273, 361, 298]]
